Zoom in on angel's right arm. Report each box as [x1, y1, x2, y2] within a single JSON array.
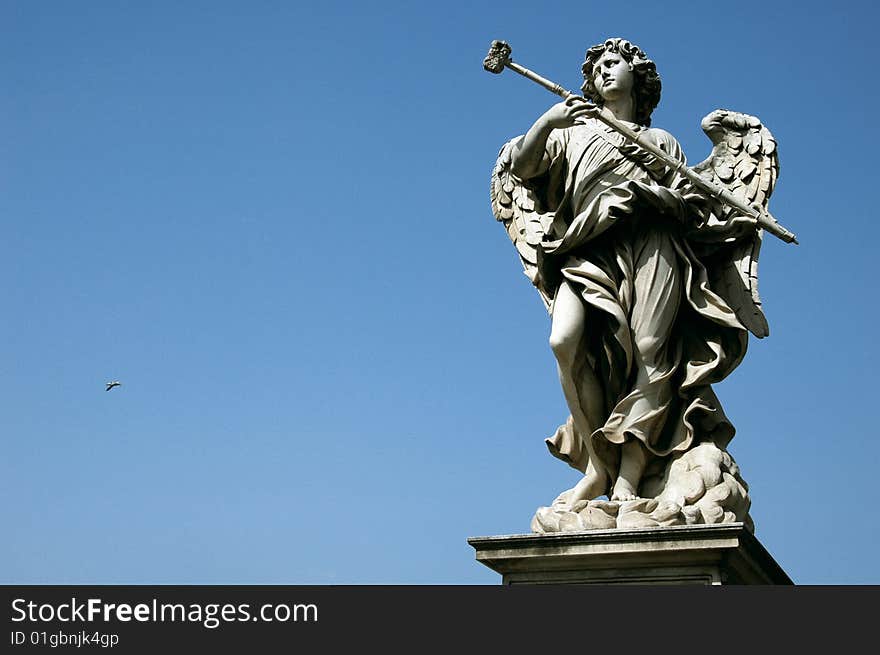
[[511, 98, 594, 179], [511, 123, 554, 179]]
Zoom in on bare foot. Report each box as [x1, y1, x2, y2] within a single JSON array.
[[610, 477, 639, 502], [611, 440, 646, 501], [566, 470, 608, 507]]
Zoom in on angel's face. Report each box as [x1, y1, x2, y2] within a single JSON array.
[[592, 50, 634, 101]]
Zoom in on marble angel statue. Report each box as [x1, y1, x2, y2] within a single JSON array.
[[486, 38, 796, 532]]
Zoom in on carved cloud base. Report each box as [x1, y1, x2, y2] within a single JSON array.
[[532, 442, 754, 533]]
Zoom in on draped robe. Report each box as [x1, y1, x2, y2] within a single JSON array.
[[529, 118, 750, 488]]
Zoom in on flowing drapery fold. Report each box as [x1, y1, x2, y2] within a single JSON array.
[[530, 119, 749, 485]]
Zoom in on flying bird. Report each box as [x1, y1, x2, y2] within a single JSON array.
[[106, 381, 121, 391]]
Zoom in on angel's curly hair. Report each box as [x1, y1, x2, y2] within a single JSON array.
[[580, 38, 661, 127]]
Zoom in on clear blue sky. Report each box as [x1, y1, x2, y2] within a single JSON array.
[[3, 0, 878, 584]]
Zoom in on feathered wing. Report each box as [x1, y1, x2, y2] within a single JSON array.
[[690, 110, 779, 338], [490, 137, 556, 310]]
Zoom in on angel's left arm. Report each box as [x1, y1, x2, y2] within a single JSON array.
[[639, 129, 690, 190], [644, 130, 753, 239], [619, 129, 711, 224]]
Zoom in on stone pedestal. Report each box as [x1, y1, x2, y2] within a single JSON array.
[[468, 523, 791, 585]]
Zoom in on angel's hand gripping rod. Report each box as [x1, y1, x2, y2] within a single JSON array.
[[483, 40, 798, 245]]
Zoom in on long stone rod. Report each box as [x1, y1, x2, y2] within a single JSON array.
[[503, 59, 798, 245]]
